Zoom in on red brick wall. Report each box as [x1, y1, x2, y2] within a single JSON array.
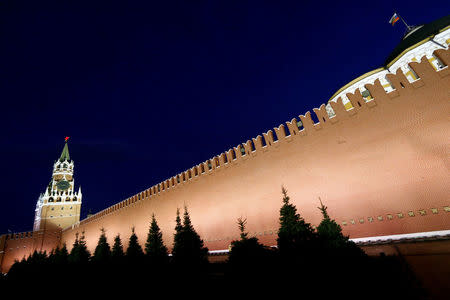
[[2, 49, 449, 274], [59, 49, 450, 254], [0, 229, 60, 273]]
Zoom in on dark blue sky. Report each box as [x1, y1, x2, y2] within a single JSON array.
[[0, 1, 448, 234]]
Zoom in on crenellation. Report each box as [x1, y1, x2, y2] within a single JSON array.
[[299, 111, 316, 132], [243, 140, 254, 155], [364, 80, 389, 106], [313, 104, 333, 127], [262, 130, 275, 146], [274, 124, 287, 142], [219, 152, 227, 165], [232, 145, 243, 160], [285, 118, 300, 136], [252, 135, 264, 150], [410, 56, 442, 84], [61, 48, 449, 237], [226, 148, 236, 162], [386, 69, 413, 93], [434, 48, 450, 67], [346, 89, 368, 112]]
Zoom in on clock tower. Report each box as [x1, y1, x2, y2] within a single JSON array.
[[33, 139, 82, 231]]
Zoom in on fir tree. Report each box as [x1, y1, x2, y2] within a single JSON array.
[[173, 207, 183, 249], [316, 198, 345, 246], [48, 247, 58, 264], [172, 206, 208, 266], [69, 232, 91, 264], [316, 198, 364, 257], [229, 217, 267, 268], [237, 217, 248, 240], [93, 228, 111, 263], [59, 244, 69, 261], [49, 244, 69, 265], [126, 227, 144, 260], [145, 214, 168, 264], [172, 207, 183, 260], [277, 186, 316, 258], [111, 234, 125, 260]]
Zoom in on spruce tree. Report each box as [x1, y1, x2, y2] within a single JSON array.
[[316, 199, 364, 257], [49, 244, 69, 265], [69, 232, 91, 264], [126, 227, 144, 261], [48, 247, 59, 264], [93, 228, 111, 263], [277, 186, 316, 258], [145, 214, 168, 264], [316, 199, 346, 247], [56, 244, 69, 265], [111, 234, 125, 260], [172, 206, 208, 266], [172, 207, 183, 261], [229, 217, 267, 268]]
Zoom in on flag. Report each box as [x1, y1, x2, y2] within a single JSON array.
[[65, 136, 70, 142], [389, 13, 400, 26]]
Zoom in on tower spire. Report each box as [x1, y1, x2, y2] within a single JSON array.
[[59, 138, 71, 162]]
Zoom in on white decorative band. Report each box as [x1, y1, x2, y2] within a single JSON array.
[[207, 230, 450, 254], [349, 230, 450, 243]]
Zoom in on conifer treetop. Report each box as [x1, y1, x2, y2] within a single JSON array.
[[237, 217, 248, 240], [145, 213, 168, 259], [281, 185, 290, 205], [183, 205, 193, 228], [111, 234, 125, 258], [318, 197, 329, 220]]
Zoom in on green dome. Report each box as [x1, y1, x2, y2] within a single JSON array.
[[384, 14, 450, 67]]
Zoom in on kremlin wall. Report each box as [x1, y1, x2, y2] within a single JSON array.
[[1, 21, 449, 276]]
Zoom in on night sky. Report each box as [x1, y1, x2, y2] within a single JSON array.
[[0, 1, 448, 234]]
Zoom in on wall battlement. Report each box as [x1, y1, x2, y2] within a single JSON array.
[[0, 229, 61, 273], [71, 48, 450, 232]]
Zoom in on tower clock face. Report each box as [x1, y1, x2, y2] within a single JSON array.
[[56, 180, 70, 191]]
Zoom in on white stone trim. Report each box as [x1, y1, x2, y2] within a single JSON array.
[[350, 230, 450, 243], [206, 230, 450, 254], [329, 27, 450, 106]]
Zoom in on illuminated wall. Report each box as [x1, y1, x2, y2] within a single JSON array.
[[1, 48, 449, 274], [59, 48, 450, 254]]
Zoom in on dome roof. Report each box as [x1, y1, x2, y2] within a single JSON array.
[[384, 14, 450, 67]]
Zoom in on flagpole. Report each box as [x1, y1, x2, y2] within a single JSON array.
[[396, 12, 411, 31]]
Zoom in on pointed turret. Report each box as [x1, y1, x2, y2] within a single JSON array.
[[34, 138, 82, 231], [59, 141, 71, 162]]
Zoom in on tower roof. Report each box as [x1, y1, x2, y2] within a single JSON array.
[[59, 141, 71, 162], [384, 14, 450, 67]]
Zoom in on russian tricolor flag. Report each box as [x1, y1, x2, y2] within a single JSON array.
[[389, 13, 400, 26]]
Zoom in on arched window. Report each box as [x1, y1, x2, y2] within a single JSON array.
[[48, 197, 54, 202]]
